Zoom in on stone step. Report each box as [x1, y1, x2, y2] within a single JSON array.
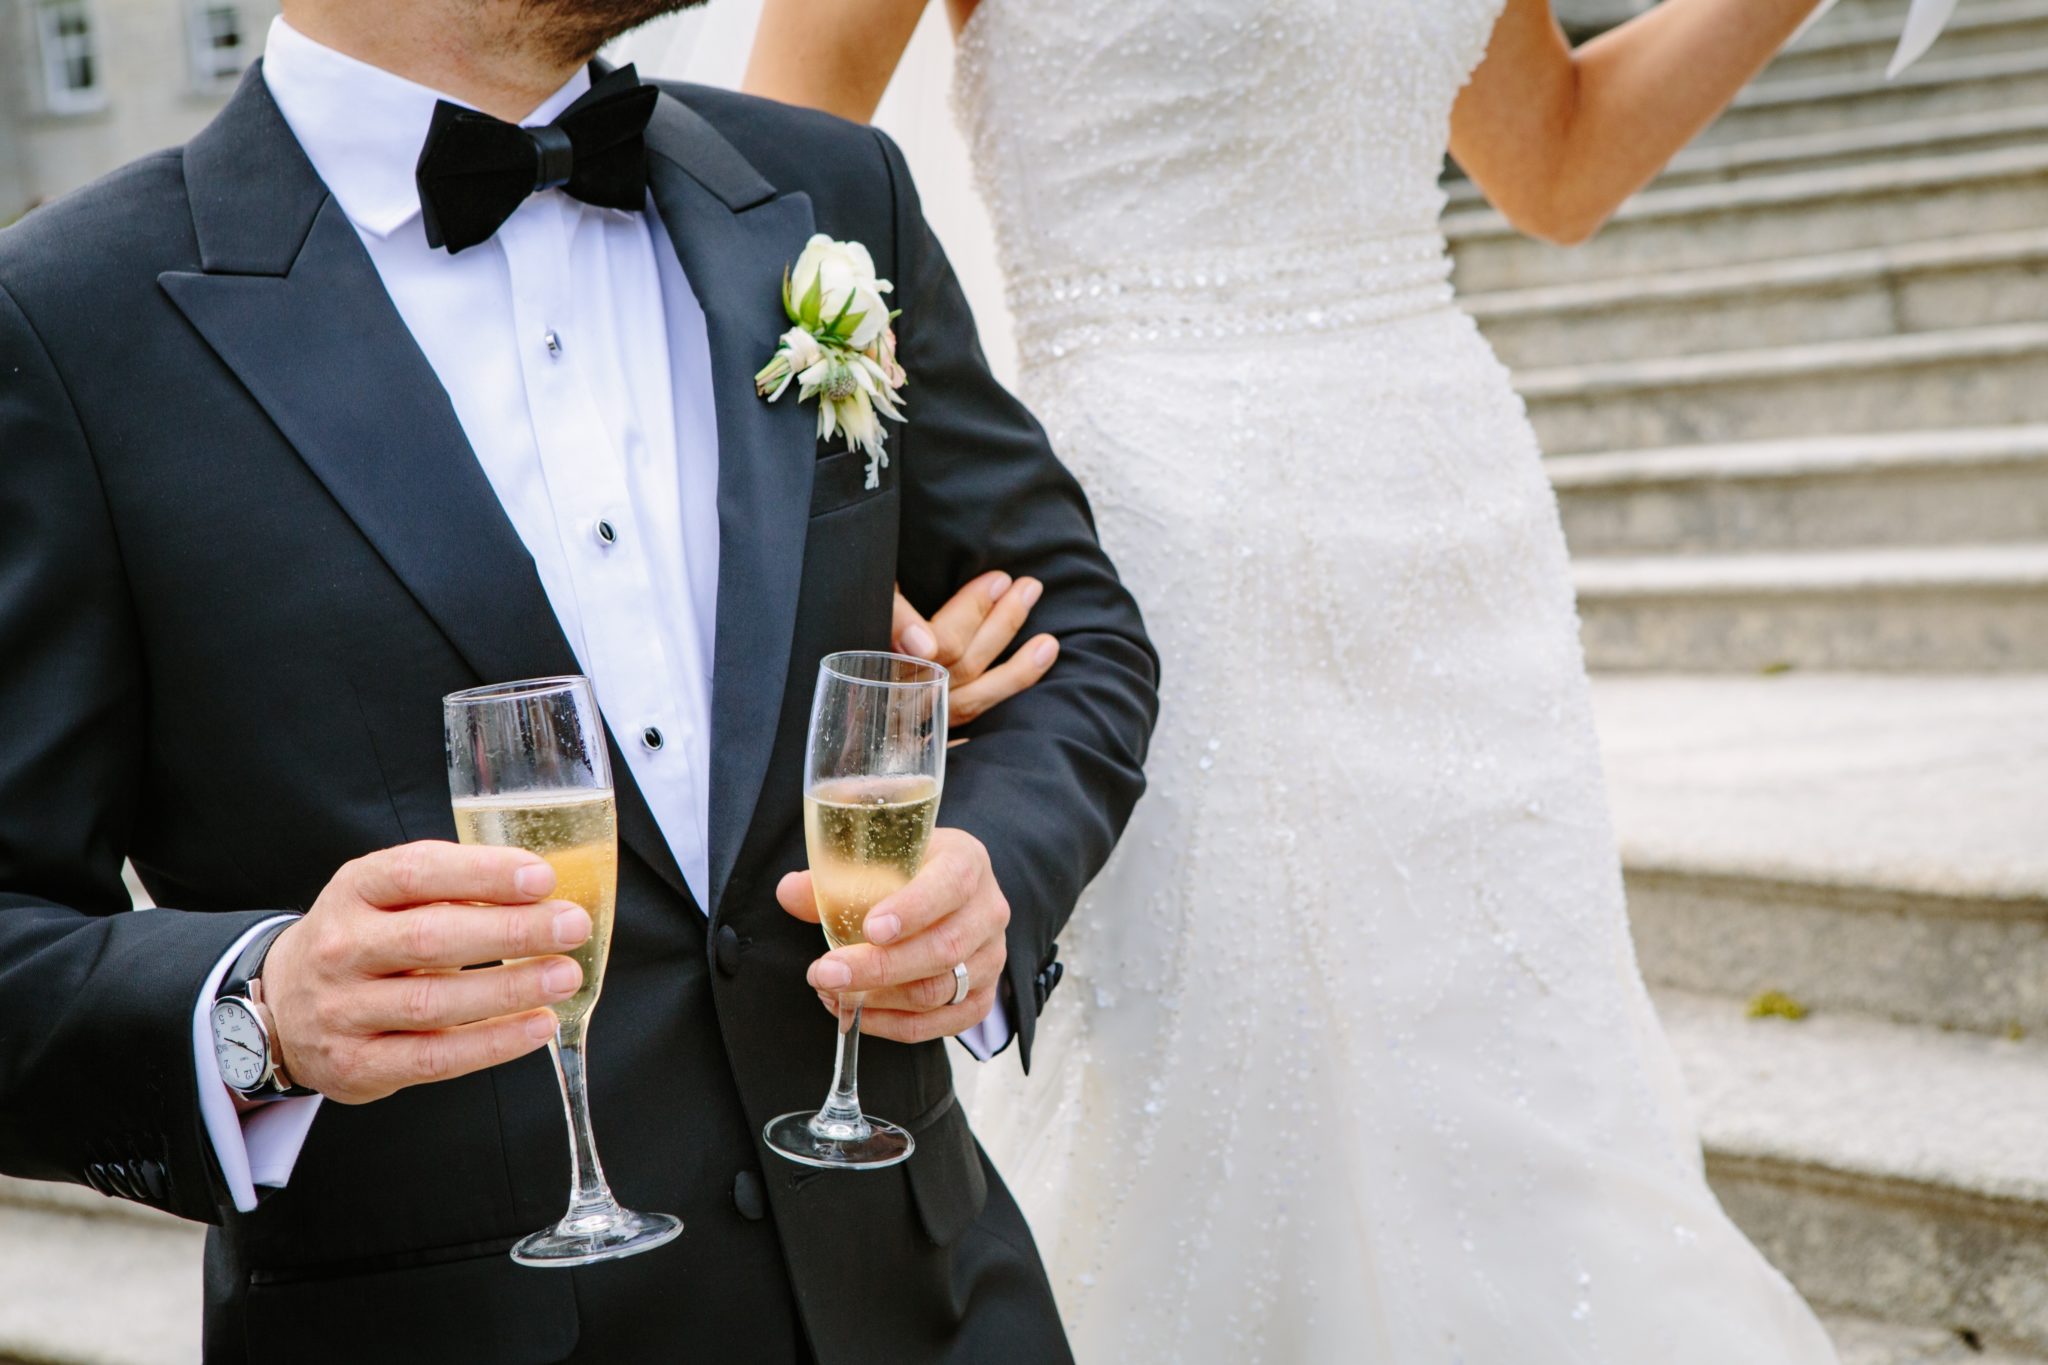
[[1659, 989, 2048, 1355], [1550, 426, 2048, 556], [1446, 103, 2048, 211], [1702, 47, 2048, 145], [1767, 0, 2048, 83], [1593, 672, 2048, 1034], [0, 1177, 200, 1365], [1466, 227, 2048, 367], [1448, 145, 2048, 292], [1520, 323, 2048, 455], [1828, 1313, 2048, 1365], [1573, 544, 2048, 671]]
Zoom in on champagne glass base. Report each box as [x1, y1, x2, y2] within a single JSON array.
[[763, 1111, 914, 1170], [511, 1208, 683, 1268]]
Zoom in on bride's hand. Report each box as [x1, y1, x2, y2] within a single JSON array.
[[894, 573, 1060, 727]]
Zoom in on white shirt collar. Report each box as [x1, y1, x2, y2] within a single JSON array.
[[261, 15, 594, 240]]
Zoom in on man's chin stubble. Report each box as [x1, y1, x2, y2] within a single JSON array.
[[518, 0, 708, 64]]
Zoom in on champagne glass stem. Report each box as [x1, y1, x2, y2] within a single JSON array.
[[550, 1029, 619, 1222], [810, 992, 873, 1141]]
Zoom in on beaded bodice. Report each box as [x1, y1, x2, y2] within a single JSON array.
[[953, 0, 1507, 362]]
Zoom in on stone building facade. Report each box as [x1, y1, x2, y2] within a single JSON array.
[[0, 0, 280, 220]]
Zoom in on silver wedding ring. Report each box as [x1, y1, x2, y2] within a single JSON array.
[[949, 961, 971, 1007]]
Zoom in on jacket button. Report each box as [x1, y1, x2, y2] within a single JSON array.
[[732, 1169, 767, 1222], [714, 925, 742, 978], [1034, 958, 1065, 1013], [137, 1160, 170, 1205], [104, 1162, 140, 1201]]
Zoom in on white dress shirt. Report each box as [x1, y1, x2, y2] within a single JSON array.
[[192, 17, 1004, 1214]]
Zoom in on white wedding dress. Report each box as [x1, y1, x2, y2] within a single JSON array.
[[938, 1, 1841, 1361]]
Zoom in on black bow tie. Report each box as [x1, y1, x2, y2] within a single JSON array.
[[414, 64, 660, 255]]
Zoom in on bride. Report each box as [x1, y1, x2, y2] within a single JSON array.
[[654, 1, 1952, 1359]]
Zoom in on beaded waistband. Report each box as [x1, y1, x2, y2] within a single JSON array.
[[1005, 230, 1455, 366]]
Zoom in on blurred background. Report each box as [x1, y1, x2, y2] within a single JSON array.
[[2, 1, 2046, 1361]]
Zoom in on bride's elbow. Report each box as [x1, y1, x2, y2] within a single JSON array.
[[1496, 196, 1611, 248]]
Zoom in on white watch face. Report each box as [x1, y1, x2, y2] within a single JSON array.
[[212, 999, 269, 1092]]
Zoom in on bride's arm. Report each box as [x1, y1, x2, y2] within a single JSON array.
[[1451, 0, 1824, 246], [744, 0, 975, 121]]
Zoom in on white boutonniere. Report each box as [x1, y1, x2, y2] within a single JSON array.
[[754, 234, 908, 490]]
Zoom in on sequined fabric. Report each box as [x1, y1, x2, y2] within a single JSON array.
[[949, 1, 1841, 1361]]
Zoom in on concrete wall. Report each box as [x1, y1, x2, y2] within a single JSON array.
[[0, 0, 280, 216]]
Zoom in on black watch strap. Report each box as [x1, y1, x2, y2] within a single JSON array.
[[218, 917, 314, 1098], [218, 917, 299, 1003]]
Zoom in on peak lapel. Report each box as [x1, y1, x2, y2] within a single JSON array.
[[642, 93, 819, 916], [160, 69, 691, 901]]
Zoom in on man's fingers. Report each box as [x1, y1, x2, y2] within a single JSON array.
[[951, 634, 1059, 725], [855, 990, 1002, 1045], [364, 899, 591, 973], [926, 571, 1012, 667], [349, 841, 555, 910], [777, 870, 822, 924], [891, 587, 938, 661], [954, 578, 1042, 680], [351, 957, 583, 1033], [371, 1008, 560, 1091], [851, 834, 983, 950], [857, 937, 1005, 1014]]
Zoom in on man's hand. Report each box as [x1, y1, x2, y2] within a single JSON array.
[[893, 572, 1059, 727], [777, 828, 1008, 1044], [261, 842, 592, 1104]]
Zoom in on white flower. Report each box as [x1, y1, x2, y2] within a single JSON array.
[[757, 235, 909, 489], [790, 234, 892, 350]]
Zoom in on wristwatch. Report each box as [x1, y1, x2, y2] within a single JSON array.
[[210, 918, 316, 1100]]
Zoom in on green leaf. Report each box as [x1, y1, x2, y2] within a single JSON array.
[[831, 310, 868, 343], [1745, 990, 1809, 1021], [799, 271, 824, 331]]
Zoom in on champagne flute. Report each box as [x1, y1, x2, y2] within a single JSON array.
[[764, 651, 947, 1170], [444, 675, 682, 1267]]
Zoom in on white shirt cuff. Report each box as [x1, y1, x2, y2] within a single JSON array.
[[954, 993, 1013, 1062], [192, 917, 323, 1214]]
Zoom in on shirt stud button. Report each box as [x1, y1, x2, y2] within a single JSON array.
[[594, 519, 618, 547], [641, 726, 664, 752], [543, 330, 563, 358]]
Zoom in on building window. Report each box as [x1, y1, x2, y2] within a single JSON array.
[[186, 3, 247, 93], [34, 0, 105, 115]]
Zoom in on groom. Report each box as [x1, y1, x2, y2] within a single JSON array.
[[0, 1, 1156, 1361]]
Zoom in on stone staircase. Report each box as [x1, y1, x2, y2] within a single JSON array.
[[1449, 2, 2048, 1359], [6, 5, 2047, 1365]]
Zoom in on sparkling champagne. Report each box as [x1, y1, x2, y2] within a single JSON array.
[[452, 789, 618, 1037], [803, 775, 941, 950]]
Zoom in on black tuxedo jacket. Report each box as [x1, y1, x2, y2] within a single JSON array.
[[0, 68, 1156, 1364]]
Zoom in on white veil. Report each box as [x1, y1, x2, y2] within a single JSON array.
[[611, 2, 1020, 386]]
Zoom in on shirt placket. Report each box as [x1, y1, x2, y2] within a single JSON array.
[[499, 201, 711, 897]]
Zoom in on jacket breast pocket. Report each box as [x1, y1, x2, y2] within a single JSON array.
[[809, 446, 894, 518]]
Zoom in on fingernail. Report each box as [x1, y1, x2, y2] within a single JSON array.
[[526, 1012, 559, 1041], [812, 959, 852, 990], [542, 962, 579, 996], [987, 573, 1012, 601], [904, 624, 937, 658], [1020, 579, 1043, 608], [1035, 638, 1060, 667], [866, 913, 900, 944], [515, 863, 555, 898], [553, 906, 592, 946]]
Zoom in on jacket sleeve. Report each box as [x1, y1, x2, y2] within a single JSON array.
[[0, 281, 276, 1224], [872, 129, 1161, 1070]]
